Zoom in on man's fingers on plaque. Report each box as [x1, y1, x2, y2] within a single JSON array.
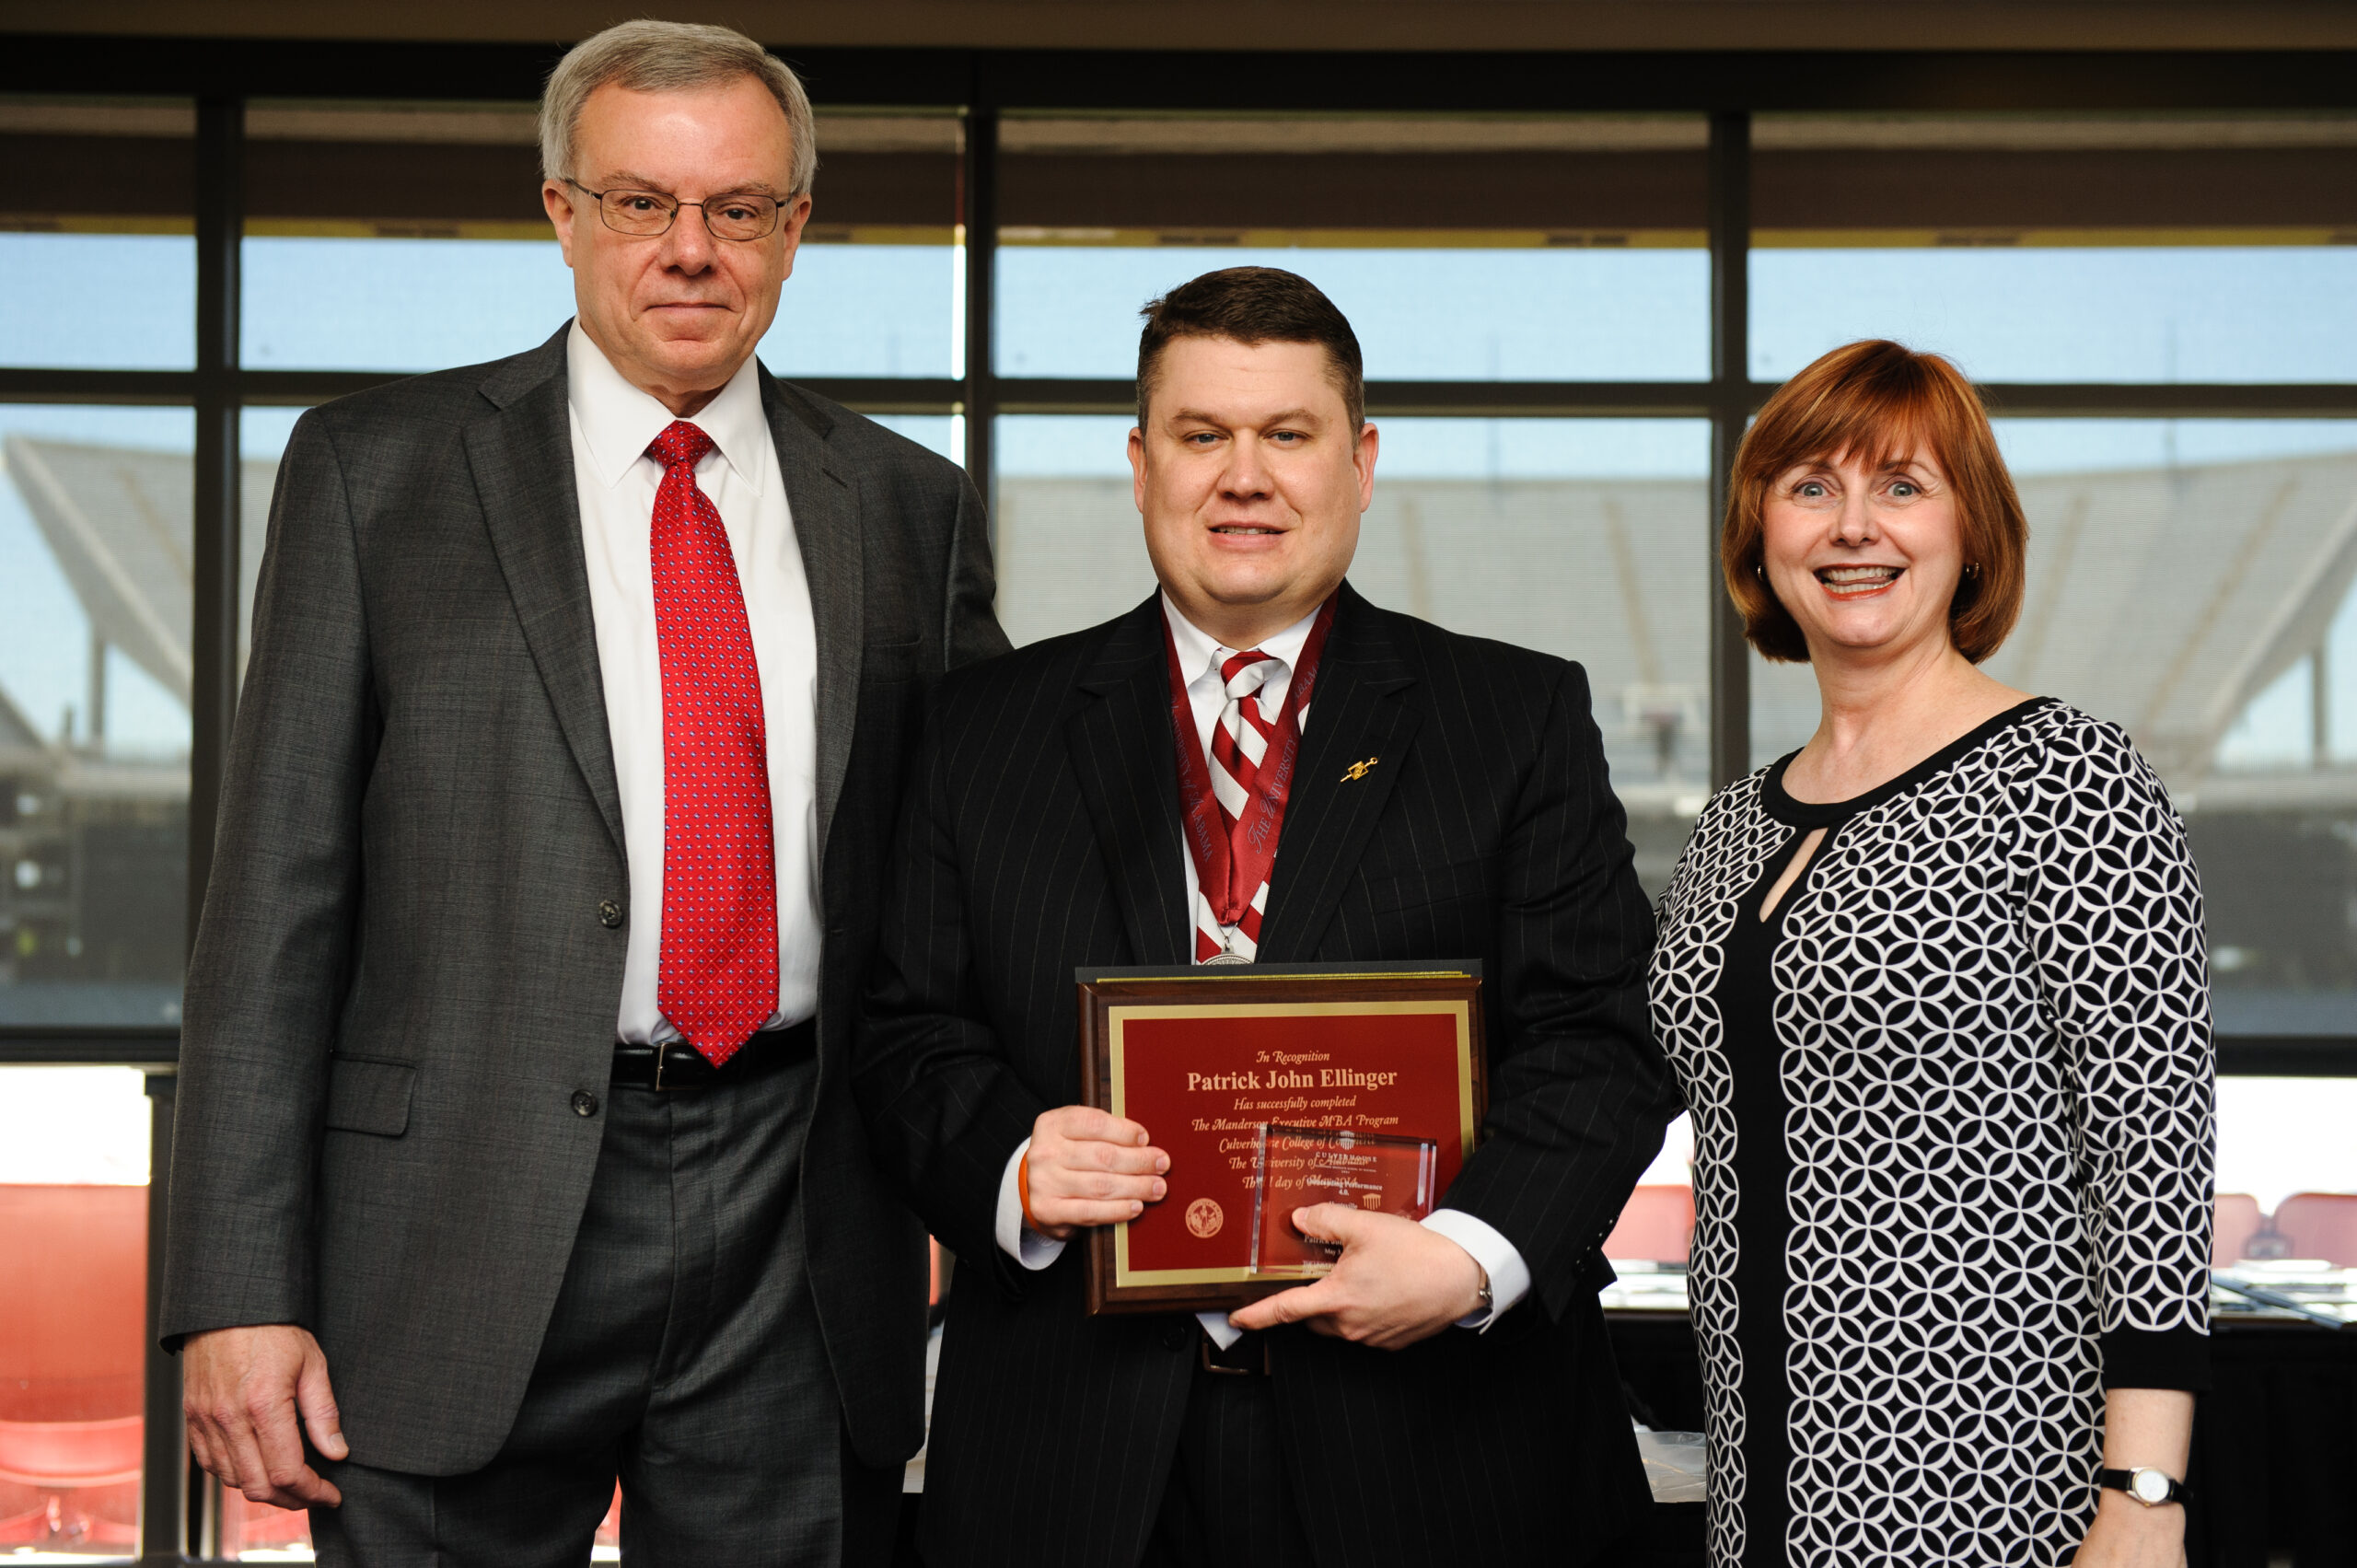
[[1072, 1199, 1145, 1224], [1293, 1202, 1364, 1246], [1074, 1139, 1164, 1176], [1083, 1170, 1161, 1202], [1048, 1106, 1152, 1148], [1233, 1279, 1335, 1331]]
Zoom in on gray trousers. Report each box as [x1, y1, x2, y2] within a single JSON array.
[[309, 1050, 900, 1567]]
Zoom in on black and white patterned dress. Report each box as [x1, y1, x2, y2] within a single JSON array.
[[1648, 699, 2214, 1567]]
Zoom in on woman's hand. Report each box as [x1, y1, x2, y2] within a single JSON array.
[[2071, 1492, 2185, 1568], [2075, 1388, 2194, 1568]]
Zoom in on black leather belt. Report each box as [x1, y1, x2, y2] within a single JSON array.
[[611, 1018, 815, 1091]]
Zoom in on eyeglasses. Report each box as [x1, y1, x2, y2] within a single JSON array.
[[563, 179, 787, 242]]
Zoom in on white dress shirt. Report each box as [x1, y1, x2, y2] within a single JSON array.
[[566, 321, 823, 1044], [994, 594, 1532, 1344]]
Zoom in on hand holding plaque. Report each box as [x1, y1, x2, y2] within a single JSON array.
[[1022, 1106, 1169, 1237], [1249, 1125, 1436, 1277], [1225, 1198, 1490, 1350]]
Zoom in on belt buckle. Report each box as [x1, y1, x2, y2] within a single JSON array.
[[653, 1045, 679, 1092], [1199, 1334, 1268, 1376]]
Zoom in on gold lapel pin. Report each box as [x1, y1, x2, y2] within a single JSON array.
[[1340, 756, 1379, 783]]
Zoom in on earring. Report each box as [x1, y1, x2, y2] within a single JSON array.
[[1754, 563, 1766, 579], [1964, 562, 1981, 581]]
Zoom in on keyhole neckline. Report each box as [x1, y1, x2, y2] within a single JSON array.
[[1760, 696, 2055, 831]]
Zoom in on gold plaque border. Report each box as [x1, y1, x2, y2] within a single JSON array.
[[1107, 1000, 1476, 1290]]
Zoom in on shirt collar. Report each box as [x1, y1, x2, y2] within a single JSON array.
[[565, 319, 769, 496], [1161, 592, 1323, 691]]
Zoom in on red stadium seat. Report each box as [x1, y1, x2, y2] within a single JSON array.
[[0, 1185, 146, 1549], [1603, 1184, 1695, 1265], [2273, 1192, 2357, 1267], [2212, 1192, 2264, 1267]]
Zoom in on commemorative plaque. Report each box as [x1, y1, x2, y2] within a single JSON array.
[[1075, 961, 1485, 1315]]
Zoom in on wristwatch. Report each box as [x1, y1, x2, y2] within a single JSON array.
[[2097, 1468, 2188, 1507]]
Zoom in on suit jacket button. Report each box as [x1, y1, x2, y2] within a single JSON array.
[[1161, 1322, 1190, 1352], [572, 1091, 599, 1117], [598, 900, 624, 928]]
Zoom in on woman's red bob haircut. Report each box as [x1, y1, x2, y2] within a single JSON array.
[[1724, 339, 2027, 665]]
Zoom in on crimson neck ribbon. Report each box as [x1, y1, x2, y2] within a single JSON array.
[[1161, 596, 1338, 930]]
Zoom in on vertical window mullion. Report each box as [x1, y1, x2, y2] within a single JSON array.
[[1707, 109, 1752, 790], [189, 94, 243, 947], [147, 87, 243, 1566], [962, 63, 999, 531]]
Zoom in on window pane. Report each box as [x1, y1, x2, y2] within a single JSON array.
[[995, 115, 1708, 381], [1362, 418, 1713, 900], [1601, 1110, 1697, 1285], [1750, 418, 2357, 1034], [993, 413, 1710, 895], [862, 413, 959, 466], [237, 406, 306, 683], [0, 405, 192, 1025], [237, 408, 958, 685], [991, 414, 1155, 646], [2215, 1077, 2357, 1321], [0, 97, 195, 368], [0, 1065, 151, 1555], [1750, 113, 2357, 384], [240, 102, 957, 378]]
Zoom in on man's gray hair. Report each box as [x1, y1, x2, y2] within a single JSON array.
[[540, 19, 818, 199]]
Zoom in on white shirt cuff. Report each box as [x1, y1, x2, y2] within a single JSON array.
[[994, 1137, 1065, 1271], [1421, 1208, 1531, 1331]]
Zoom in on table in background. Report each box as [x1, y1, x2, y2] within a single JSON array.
[[1608, 1309, 2357, 1568]]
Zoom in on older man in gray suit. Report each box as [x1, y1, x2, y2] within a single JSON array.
[[159, 20, 1005, 1565]]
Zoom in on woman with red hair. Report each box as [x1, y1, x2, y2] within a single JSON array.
[[1649, 341, 2213, 1566]]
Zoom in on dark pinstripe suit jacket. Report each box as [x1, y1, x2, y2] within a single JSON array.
[[857, 584, 1681, 1568]]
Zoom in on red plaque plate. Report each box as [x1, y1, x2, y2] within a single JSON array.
[[1075, 963, 1485, 1315]]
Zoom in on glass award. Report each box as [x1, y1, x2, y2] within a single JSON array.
[[1249, 1122, 1439, 1278]]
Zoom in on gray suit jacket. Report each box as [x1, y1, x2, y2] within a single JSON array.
[[161, 324, 1008, 1475]]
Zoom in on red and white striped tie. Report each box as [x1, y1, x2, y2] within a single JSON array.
[[1196, 649, 1279, 964]]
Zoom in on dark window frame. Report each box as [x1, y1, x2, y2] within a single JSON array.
[[2, 38, 2354, 1560]]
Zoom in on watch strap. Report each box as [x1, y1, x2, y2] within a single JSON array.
[[2096, 1467, 2188, 1505]]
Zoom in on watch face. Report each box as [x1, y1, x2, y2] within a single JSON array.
[[2131, 1469, 2171, 1504]]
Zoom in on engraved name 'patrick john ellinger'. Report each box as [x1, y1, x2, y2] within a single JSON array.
[[1186, 1067, 1401, 1091]]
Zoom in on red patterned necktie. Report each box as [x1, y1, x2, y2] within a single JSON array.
[[1198, 651, 1278, 962], [647, 419, 776, 1065]]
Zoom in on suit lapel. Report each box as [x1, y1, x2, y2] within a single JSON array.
[[1067, 598, 1189, 967], [466, 333, 625, 856], [762, 374, 863, 863], [1256, 587, 1421, 961]]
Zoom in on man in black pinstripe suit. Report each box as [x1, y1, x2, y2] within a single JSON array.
[[857, 268, 1679, 1568]]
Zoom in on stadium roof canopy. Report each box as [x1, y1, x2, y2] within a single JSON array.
[[9, 437, 2357, 803], [1, 436, 274, 710]]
